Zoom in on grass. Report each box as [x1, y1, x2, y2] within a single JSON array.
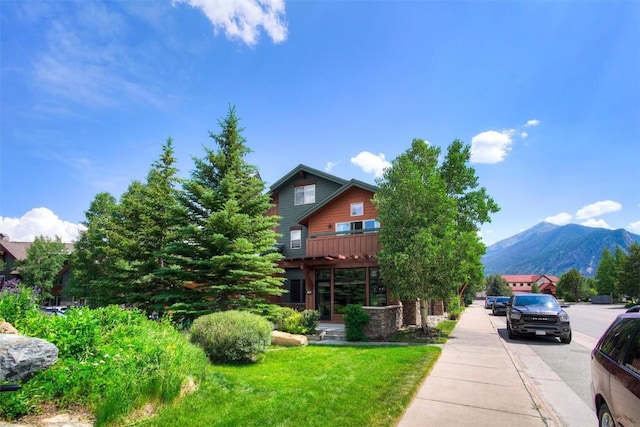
[[128, 344, 441, 427], [387, 320, 458, 344]]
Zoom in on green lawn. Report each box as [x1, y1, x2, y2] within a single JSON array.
[[129, 344, 441, 427]]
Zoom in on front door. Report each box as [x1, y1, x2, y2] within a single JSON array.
[[315, 269, 332, 321]]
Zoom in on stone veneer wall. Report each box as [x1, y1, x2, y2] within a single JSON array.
[[402, 299, 421, 326], [362, 305, 403, 340]]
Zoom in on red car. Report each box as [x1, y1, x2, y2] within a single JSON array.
[[590, 312, 640, 427]]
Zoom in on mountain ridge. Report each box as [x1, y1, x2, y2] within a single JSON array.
[[482, 222, 640, 277]]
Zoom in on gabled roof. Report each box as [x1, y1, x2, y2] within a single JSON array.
[[0, 240, 74, 261], [296, 179, 378, 225], [0, 241, 31, 261], [269, 164, 347, 192], [501, 274, 558, 284]]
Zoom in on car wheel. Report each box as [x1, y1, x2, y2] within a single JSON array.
[[507, 322, 516, 339], [598, 402, 616, 427], [560, 331, 572, 344]]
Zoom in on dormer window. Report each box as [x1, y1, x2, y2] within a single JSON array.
[[294, 184, 315, 205], [351, 202, 364, 216]]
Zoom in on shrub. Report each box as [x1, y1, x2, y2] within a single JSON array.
[[0, 281, 41, 325], [447, 295, 462, 320], [344, 304, 369, 341], [190, 310, 272, 363], [300, 309, 320, 335], [0, 305, 209, 424]]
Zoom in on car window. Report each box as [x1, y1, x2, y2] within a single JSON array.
[[620, 320, 640, 375], [512, 295, 559, 308], [599, 318, 638, 361]]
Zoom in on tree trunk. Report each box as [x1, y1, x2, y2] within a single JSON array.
[[420, 298, 429, 333]]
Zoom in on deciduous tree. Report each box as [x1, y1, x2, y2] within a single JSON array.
[[17, 236, 69, 299], [374, 139, 498, 330], [557, 268, 589, 302]]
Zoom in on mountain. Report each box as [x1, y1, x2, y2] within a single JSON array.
[[482, 222, 640, 277]]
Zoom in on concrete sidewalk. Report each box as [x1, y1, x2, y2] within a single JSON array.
[[397, 301, 561, 427]]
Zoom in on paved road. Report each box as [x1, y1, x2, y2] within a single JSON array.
[[486, 303, 629, 427]]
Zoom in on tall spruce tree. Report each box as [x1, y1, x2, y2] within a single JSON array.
[[159, 107, 284, 319], [70, 140, 183, 310]]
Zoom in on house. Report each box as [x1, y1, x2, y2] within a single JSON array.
[[0, 234, 74, 305], [501, 274, 559, 296], [267, 164, 388, 323]]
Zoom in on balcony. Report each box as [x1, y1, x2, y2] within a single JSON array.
[[306, 230, 380, 258]]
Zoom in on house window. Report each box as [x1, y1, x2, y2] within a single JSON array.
[[290, 229, 301, 249], [336, 219, 380, 234], [351, 202, 364, 216], [294, 184, 315, 205], [289, 279, 305, 304]]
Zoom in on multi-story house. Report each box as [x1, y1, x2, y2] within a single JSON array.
[[501, 274, 558, 295], [267, 164, 388, 322]]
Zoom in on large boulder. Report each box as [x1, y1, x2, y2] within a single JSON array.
[[271, 330, 308, 347], [0, 334, 58, 381]]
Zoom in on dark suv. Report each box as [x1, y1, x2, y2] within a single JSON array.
[[506, 294, 571, 344], [590, 312, 640, 427]]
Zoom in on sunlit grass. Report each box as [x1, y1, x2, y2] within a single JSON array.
[[129, 345, 441, 427]]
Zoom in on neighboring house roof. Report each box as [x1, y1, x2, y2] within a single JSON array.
[[269, 164, 347, 192], [0, 241, 31, 261], [296, 179, 378, 225], [501, 274, 558, 284]]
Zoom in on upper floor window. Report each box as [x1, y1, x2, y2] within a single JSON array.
[[290, 229, 302, 249], [351, 202, 364, 216], [336, 219, 380, 234], [294, 184, 315, 205]]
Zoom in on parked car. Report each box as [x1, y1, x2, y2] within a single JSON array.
[[485, 296, 496, 309], [41, 306, 68, 316], [626, 305, 640, 313], [590, 312, 640, 427], [506, 294, 572, 344], [492, 296, 510, 316]]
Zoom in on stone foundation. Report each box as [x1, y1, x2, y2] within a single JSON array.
[[362, 305, 403, 340]]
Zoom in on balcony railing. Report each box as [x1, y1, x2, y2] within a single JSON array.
[[306, 230, 380, 258]]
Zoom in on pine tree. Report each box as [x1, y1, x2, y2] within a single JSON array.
[[160, 107, 284, 319]]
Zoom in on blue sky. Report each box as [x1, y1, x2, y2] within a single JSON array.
[[1, 0, 639, 246]]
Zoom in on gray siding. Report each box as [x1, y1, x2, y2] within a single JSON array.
[[276, 173, 343, 259]]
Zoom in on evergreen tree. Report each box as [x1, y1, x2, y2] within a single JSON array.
[[68, 192, 124, 306], [595, 247, 618, 296], [485, 274, 511, 296], [160, 107, 284, 319], [618, 242, 640, 302]]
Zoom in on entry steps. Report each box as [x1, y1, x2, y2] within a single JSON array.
[[315, 323, 346, 342]]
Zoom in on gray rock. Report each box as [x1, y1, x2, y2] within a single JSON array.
[[0, 334, 58, 381]]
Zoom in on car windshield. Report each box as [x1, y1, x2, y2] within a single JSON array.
[[495, 297, 509, 303], [513, 295, 559, 309]]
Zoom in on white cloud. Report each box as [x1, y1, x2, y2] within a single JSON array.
[[324, 161, 337, 173], [576, 200, 622, 219], [470, 130, 515, 164], [628, 220, 640, 234], [520, 131, 528, 139], [544, 212, 572, 225], [350, 151, 391, 178], [524, 119, 540, 127], [0, 208, 85, 243], [581, 218, 613, 229], [175, 0, 287, 46]]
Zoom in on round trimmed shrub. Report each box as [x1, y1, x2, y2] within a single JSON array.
[[189, 310, 272, 363]]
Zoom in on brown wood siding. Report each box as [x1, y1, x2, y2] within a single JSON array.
[[306, 233, 380, 258], [307, 187, 377, 235]]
